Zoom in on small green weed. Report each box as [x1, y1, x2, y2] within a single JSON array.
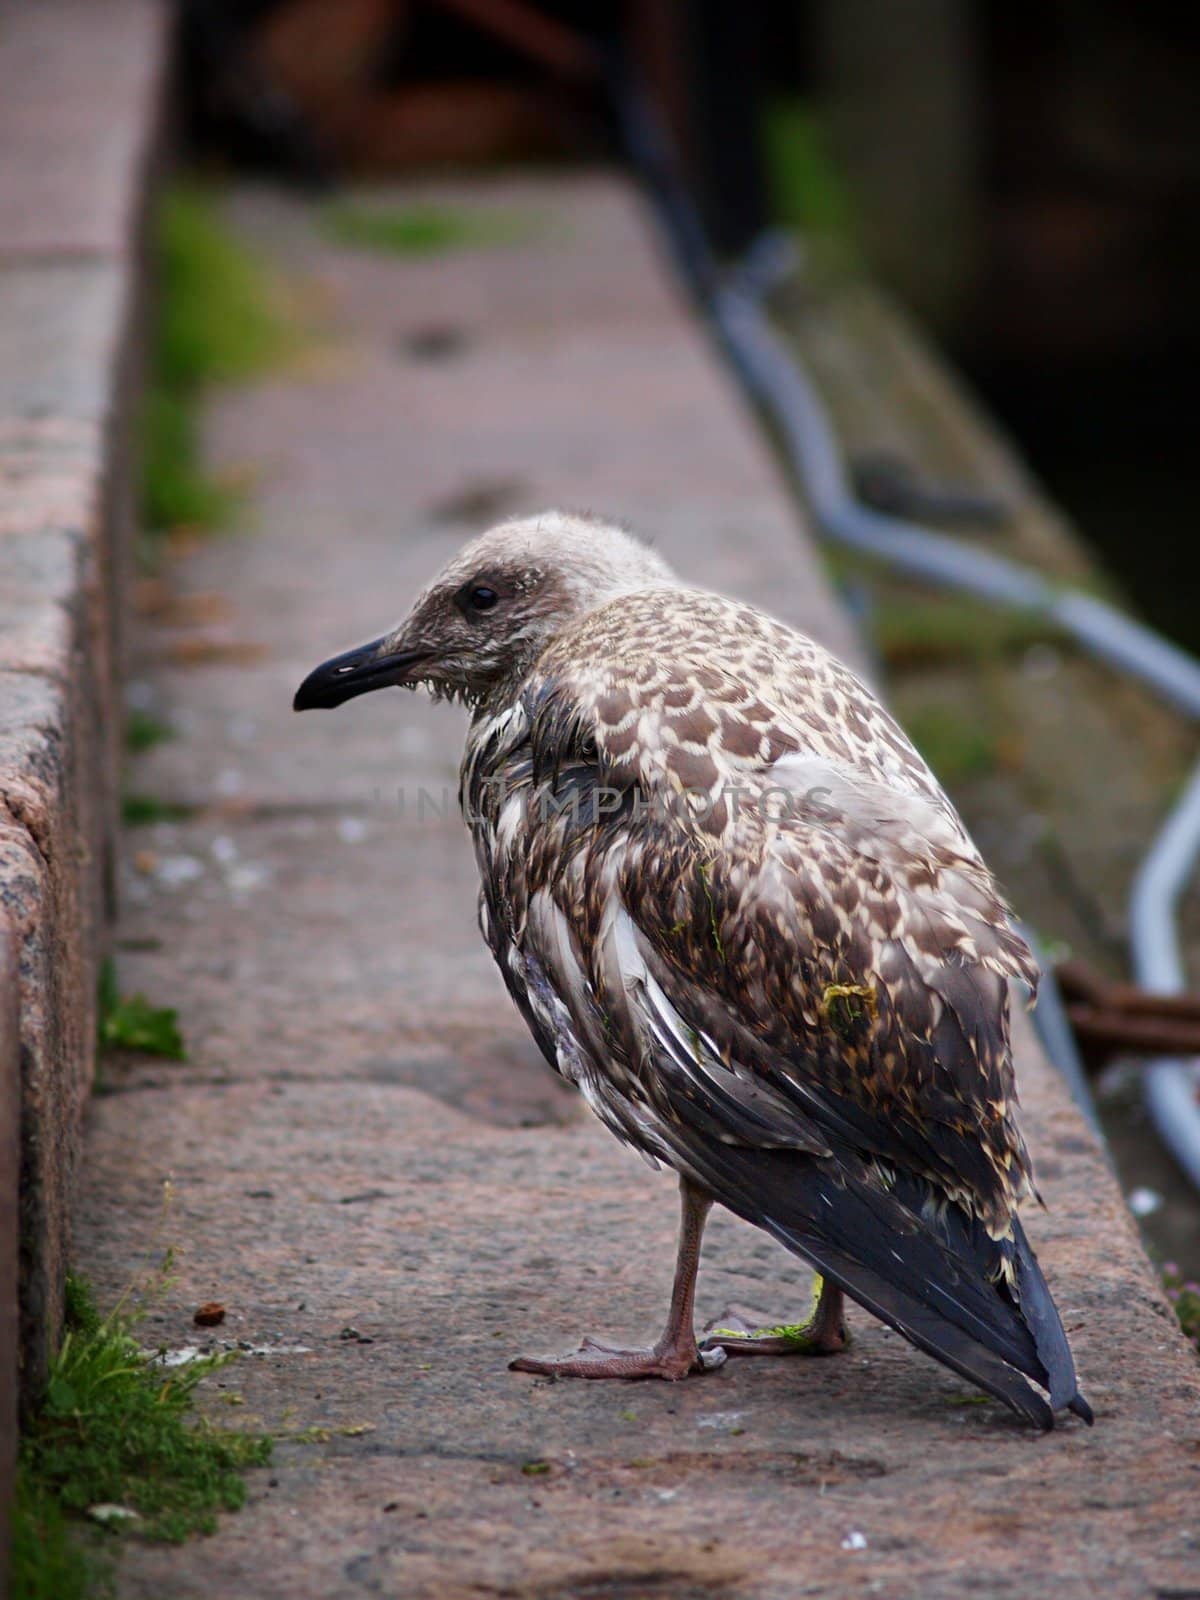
[[12, 1274, 270, 1598], [323, 201, 531, 257], [97, 961, 186, 1061]]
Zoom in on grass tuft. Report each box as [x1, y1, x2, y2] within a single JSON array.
[[142, 183, 294, 542], [97, 960, 186, 1061], [871, 596, 1062, 669], [323, 200, 531, 257], [155, 185, 295, 391], [12, 1274, 270, 1597]]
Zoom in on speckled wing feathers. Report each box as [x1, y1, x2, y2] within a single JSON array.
[[462, 586, 1084, 1423]]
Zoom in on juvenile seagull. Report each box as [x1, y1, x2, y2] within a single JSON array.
[[294, 512, 1092, 1429]]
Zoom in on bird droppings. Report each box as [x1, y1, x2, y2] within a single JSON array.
[[154, 854, 205, 888], [147, 1339, 314, 1367], [211, 834, 238, 866], [841, 1531, 869, 1552], [214, 767, 245, 797], [87, 1503, 142, 1526], [695, 1411, 744, 1432], [225, 862, 269, 898]]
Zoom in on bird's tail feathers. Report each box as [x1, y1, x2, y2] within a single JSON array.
[[776, 1233, 1055, 1430], [671, 1133, 1087, 1428], [1011, 1217, 1093, 1422]]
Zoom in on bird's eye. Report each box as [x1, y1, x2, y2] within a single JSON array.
[[454, 579, 503, 620]]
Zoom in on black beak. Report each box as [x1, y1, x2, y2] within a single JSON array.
[[293, 636, 428, 711]]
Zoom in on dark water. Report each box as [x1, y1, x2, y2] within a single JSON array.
[[966, 355, 1200, 652]]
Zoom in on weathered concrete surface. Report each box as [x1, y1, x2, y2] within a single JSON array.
[[0, 0, 164, 1398], [79, 180, 1200, 1599]]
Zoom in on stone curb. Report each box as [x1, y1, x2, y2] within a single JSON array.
[[0, 919, 18, 1593], [0, 0, 166, 1455]]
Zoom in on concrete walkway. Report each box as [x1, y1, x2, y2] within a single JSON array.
[[79, 178, 1200, 1600]]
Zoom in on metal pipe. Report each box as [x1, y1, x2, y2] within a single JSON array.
[[1129, 767, 1200, 1190]]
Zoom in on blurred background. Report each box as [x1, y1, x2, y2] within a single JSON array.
[[146, 1, 1200, 1294], [178, 0, 1200, 648]]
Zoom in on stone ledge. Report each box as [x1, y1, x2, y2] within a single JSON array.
[[0, 0, 166, 1446], [0, 920, 18, 1593]]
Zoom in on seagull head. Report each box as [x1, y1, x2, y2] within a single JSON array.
[[293, 510, 675, 712]]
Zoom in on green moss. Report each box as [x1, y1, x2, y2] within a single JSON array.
[[141, 183, 295, 542], [141, 389, 234, 536], [11, 1275, 270, 1597], [323, 201, 532, 257], [97, 960, 186, 1061], [871, 596, 1061, 668], [124, 710, 174, 754], [154, 185, 295, 391], [120, 793, 193, 826], [762, 100, 860, 268]]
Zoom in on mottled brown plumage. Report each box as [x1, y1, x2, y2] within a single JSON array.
[[294, 511, 1091, 1428]]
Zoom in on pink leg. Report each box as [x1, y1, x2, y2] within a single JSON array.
[[509, 1180, 726, 1380]]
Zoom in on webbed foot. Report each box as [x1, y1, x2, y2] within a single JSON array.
[[510, 1333, 726, 1381]]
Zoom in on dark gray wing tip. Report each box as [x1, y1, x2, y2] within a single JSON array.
[[1068, 1391, 1095, 1426]]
